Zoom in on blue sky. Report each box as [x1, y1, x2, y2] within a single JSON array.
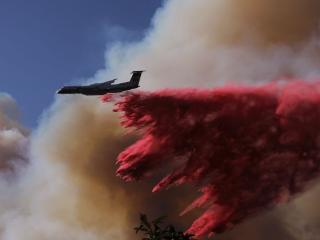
[[0, 0, 163, 127]]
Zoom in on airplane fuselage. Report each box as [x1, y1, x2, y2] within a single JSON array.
[[57, 71, 144, 95], [58, 82, 139, 95]]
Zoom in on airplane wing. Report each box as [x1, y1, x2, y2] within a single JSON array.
[[88, 79, 117, 87], [102, 79, 116, 86]]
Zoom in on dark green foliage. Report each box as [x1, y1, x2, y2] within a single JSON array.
[[134, 214, 195, 240]]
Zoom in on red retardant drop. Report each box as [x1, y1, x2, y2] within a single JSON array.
[[112, 81, 320, 237], [100, 93, 114, 102]]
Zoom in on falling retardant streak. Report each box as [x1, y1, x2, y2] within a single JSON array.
[[107, 81, 320, 237]]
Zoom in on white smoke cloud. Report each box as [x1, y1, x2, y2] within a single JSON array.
[[0, 93, 28, 171], [0, 96, 133, 239], [0, 95, 195, 239], [97, 0, 320, 90]]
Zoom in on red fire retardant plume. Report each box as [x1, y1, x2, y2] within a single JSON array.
[[111, 81, 320, 237]]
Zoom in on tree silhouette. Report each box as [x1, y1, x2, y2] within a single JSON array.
[[135, 214, 195, 240]]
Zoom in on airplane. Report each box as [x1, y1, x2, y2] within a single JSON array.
[[56, 71, 144, 95]]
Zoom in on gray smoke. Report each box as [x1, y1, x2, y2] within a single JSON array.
[[0, 93, 28, 171]]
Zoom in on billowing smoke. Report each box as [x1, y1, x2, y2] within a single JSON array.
[[112, 82, 320, 237], [0, 96, 196, 239], [103, 0, 320, 88], [0, 93, 28, 171], [1, 0, 320, 239]]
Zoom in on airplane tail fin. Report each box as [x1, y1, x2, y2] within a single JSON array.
[[130, 71, 145, 87]]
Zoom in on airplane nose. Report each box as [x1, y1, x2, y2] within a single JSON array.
[[56, 88, 67, 94]]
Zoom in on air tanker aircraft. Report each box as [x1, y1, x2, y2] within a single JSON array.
[[57, 71, 144, 95]]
